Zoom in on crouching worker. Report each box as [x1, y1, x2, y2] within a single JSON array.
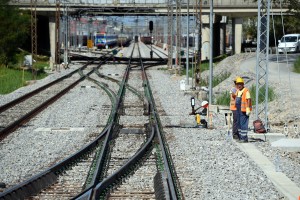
[[235, 77, 252, 142]]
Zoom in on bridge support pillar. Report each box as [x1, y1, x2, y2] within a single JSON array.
[[49, 17, 56, 71], [201, 22, 210, 60], [220, 16, 227, 55], [232, 17, 243, 54], [201, 14, 222, 60]]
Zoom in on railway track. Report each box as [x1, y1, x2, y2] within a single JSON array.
[[27, 148, 98, 200], [0, 49, 118, 141], [105, 56, 156, 199], [0, 43, 182, 200], [73, 43, 182, 199], [146, 44, 168, 58]]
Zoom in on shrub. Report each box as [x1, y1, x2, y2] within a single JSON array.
[[294, 56, 300, 73], [215, 85, 275, 106]]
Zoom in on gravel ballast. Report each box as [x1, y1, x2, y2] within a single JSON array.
[[1, 49, 299, 199], [0, 70, 111, 188], [148, 68, 288, 199]]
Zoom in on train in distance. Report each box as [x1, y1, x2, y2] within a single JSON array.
[[95, 32, 132, 49], [134, 35, 152, 44]]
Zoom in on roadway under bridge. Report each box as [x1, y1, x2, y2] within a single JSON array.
[[10, 0, 288, 70]]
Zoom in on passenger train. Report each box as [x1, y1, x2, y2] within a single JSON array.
[[117, 34, 132, 47], [95, 33, 118, 49], [95, 33, 132, 49]]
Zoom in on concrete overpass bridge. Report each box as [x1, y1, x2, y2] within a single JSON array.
[[11, 0, 288, 16], [10, 0, 289, 67]]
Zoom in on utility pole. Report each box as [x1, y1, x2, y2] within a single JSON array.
[[55, 0, 61, 71], [194, 0, 202, 88], [63, 1, 69, 68], [30, 0, 37, 79], [176, 0, 182, 72], [209, 0, 213, 104], [255, 0, 270, 129], [167, 0, 174, 68], [186, 0, 189, 85]]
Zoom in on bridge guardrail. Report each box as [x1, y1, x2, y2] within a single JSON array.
[[10, 0, 287, 8]]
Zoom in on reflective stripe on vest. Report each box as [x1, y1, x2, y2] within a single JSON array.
[[241, 88, 252, 112]]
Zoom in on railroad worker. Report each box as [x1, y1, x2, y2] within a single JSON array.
[[230, 80, 239, 139], [235, 77, 252, 143]]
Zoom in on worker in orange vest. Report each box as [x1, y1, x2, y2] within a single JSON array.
[[235, 77, 252, 142], [230, 80, 239, 139]]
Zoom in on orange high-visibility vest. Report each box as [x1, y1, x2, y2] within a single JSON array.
[[240, 88, 252, 112], [230, 93, 236, 111]]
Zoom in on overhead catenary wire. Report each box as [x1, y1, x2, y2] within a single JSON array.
[[279, 0, 297, 125], [269, 1, 283, 133], [270, 2, 281, 84]]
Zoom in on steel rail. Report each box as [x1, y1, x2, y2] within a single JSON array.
[[85, 76, 117, 124], [72, 43, 137, 199], [146, 44, 168, 58], [143, 44, 165, 60], [75, 42, 180, 200], [150, 45, 168, 57], [94, 69, 144, 101], [0, 50, 120, 199], [0, 49, 119, 141], [138, 44, 182, 199], [0, 125, 110, 200], [0, 49, 116, 113], [92, 126, 155, 199]]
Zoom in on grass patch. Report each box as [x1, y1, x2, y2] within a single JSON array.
[[215, 91, 231, 105], [0, 50, 49, 94], [181, 54, 228, 77], [215, 85, 275, 106], [199, 72, 231, 87], [0, 67, 47, 94], [293, 56, 300, 73], [249, 85, 275, 104]]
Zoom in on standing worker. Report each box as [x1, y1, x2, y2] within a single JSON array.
[[230, 80, 239, 139], [235, 77, 252, 142]]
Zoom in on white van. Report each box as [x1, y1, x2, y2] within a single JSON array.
[[278, 34, 300, 53]]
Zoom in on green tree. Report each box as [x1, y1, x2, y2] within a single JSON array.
[[269, 0, 300, 33], [243, 17, 257, 41], [247, 0, 300, 45], [0, 0, 30, 67]]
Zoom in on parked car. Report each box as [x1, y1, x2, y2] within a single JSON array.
[[278, 34, 300, 54]]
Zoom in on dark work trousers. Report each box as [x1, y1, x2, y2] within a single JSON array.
[[232, 110, 239, 137], [235, 96, 249, 141]]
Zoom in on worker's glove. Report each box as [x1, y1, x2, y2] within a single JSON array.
[[246, 107, 251, 116], [230, 87, 237, 94]]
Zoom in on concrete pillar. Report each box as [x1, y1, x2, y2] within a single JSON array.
[[220, 16, 227, 55], [201, 15, 210, 60], [213, 15, 222, 57], [200, 14, 222, 60], [49, 17, 56, 71], [202, 24, 210, 60], [232, 18, 243, 54]]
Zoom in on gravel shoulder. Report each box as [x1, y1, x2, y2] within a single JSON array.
[[148, 68, 287, 199]]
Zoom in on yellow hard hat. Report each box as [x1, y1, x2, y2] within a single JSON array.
[[235, 77, 244, 84]]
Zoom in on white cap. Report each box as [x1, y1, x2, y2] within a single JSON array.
[[201, 100, 208, 107]]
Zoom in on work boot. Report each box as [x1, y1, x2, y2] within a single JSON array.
[[233, 134, 239, 140]]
